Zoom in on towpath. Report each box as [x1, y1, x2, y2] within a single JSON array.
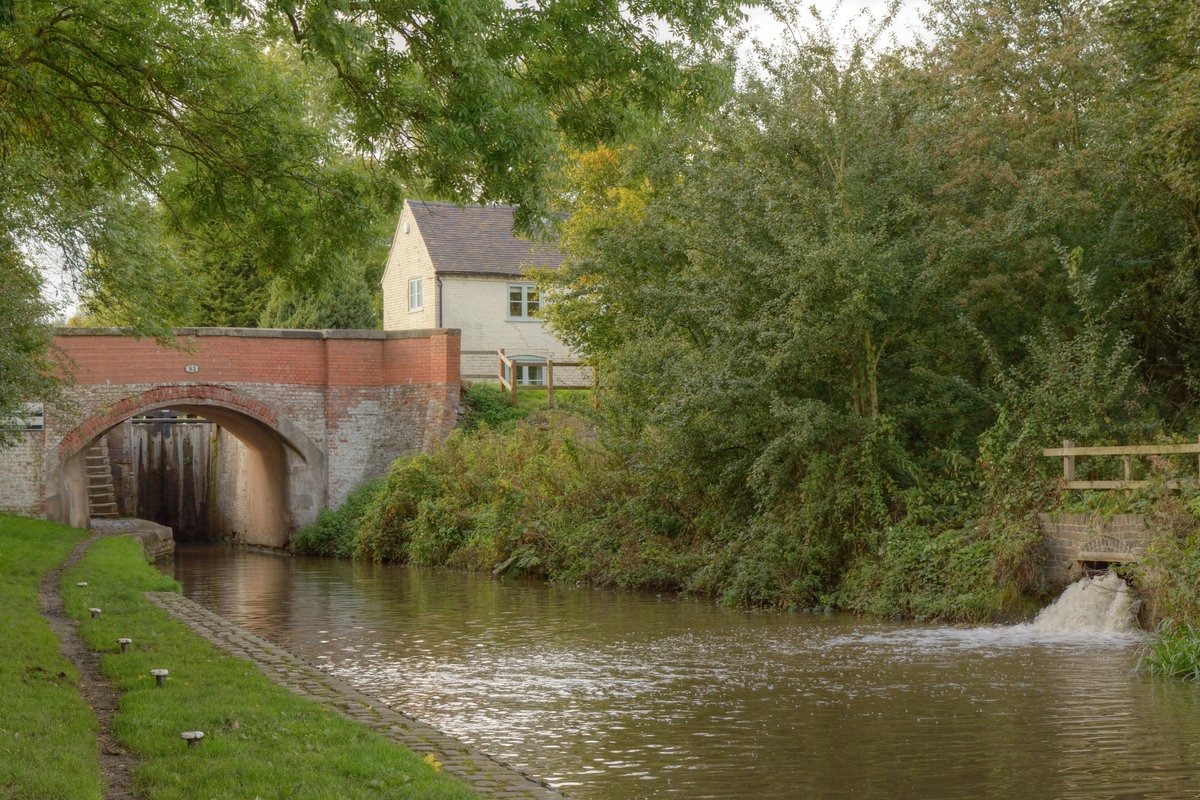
[[147, 591, 566, 800]]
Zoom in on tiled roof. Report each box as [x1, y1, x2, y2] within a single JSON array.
[[406, 199, 566, 277]]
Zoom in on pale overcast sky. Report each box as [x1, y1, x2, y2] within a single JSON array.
[[741, 0, 929, 60]]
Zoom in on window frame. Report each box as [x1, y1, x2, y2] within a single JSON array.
[[516, 363, 545, 386], [506, 282, 540, 321], [408, 277, 424, 312]]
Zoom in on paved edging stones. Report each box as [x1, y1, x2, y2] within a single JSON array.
[[145, 591, 565, 800]]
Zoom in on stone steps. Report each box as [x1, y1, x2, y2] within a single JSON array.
[[85, 441, 120, 519]]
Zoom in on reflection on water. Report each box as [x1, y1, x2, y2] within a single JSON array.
[[167, 545, 1200, 800]]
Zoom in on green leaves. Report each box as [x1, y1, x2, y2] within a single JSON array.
[[530, 1, 1200, 614], [0, 249, 61, 446]]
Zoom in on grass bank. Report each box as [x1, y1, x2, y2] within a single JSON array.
[[0, 514, 481, 800], [0, 516, 103, 800]]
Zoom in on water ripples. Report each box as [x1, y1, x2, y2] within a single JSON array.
[[169, 546, 1200, 799]]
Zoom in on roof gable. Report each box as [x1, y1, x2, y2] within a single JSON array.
[[405, 200, 565, 278]]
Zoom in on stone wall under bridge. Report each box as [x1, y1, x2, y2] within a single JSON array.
[[1038, 513, 1152, 587], [0, 327, 460, 547]]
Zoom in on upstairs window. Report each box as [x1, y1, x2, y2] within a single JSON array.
[[408, 278, 424, 312], [508, 283, 540, 320]]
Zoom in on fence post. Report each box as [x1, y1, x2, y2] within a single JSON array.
[[1063, 439, 1075, 484], [546, 358, 555, 409], [1123, 455, 1132, 483]]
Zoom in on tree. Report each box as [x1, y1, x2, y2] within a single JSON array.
[[538, 1, 1171, 607], [1102, 0, 1200, 410], [0, 247, 60, 444], [0, 0, 742, 426]]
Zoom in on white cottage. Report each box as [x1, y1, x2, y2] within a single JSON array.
[[381, 199, 584, 385]]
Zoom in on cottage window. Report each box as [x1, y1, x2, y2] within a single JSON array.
[[408, 278, 423, 312], [507, 283, 540, 320], [507, 356, 546, 386]]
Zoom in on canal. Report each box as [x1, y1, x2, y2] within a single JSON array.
[[166, 545, 1200, 799]]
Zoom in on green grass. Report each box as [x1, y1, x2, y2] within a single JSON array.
[[0, 515, 104, 800], [59, 535, 482, 800], [462, 383, 593, 430], [1142, 622, 1200, 680]]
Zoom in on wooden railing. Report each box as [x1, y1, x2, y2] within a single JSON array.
[[496, 349, 591, 407], [1043, 439, 1200, 489]]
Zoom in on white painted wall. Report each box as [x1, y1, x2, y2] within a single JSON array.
[[441, 276, 589, 383], [442, 276, 562, 354], [381, 204, 438, 330]]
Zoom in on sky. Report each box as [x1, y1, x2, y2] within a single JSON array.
[[741, 0, 929, 60]]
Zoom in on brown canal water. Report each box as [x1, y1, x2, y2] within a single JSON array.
[[166, 545, 1200, 799]]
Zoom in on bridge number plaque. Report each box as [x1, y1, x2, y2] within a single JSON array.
[[184, 364, 200, 374]]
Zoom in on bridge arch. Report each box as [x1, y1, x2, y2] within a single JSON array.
[[46, 384, 326, 545]]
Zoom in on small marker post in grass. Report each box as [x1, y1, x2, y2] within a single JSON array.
[[89, 608, 101, 619], [76, 581, 88, 587], [151, 668, 169, 687], [117, 638, 131, 653], [180, 731, 204, 749]]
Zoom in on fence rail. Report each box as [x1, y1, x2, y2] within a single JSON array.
[[1042, 439, 1200, 489], [495, 349, 591, 407]]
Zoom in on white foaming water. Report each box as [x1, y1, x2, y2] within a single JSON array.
[[1024, 571, 1139, 635], [828, 572, 1141, 652]]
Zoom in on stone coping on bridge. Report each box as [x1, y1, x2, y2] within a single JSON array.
[[146, 591, 566, 800], [53, 326, 460, 340]]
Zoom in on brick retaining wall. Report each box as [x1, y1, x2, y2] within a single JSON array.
[[1038, 512, 1150, 586]]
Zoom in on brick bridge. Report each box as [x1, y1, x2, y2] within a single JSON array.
[[0, 328, 460, 546]]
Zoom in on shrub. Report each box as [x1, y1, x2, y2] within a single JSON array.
[[291, 478, 385, 557]]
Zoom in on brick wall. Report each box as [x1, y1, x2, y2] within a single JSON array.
[[1038, 513, 1151, 587], [1, 327, 460, 544], [381, 205, 439, 330], [0, 432, 45, 516]]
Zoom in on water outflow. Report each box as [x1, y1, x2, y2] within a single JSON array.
[[1026, 571, 1139, 635]]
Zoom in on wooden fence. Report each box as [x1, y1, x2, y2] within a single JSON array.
[[1042, 439, 1200, 489], [495, 349, 592, 407]]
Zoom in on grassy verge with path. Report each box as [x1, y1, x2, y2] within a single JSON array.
[[1, 514, 481, 800], [0, 516, 103, 800]]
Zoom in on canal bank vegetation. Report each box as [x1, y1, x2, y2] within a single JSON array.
[[0, 515, 482, 800], [305, 0, 1200, 665]]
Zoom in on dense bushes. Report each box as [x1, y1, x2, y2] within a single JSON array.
[[302, 0, 1200, 633], [291, 478, 385, 558], [296, 412, 703, 591]]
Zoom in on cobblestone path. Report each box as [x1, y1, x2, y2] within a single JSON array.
[[146, 592, 566, 800]]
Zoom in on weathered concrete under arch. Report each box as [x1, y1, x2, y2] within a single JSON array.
[[2, 327, 460, 546], [48, 385, 327, 546]]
